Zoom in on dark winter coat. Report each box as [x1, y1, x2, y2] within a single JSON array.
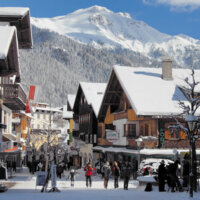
[[122, 164, 132, 178], [57, 165, 63, 174], [103, 164, 111, 179], [183, 160, 189, 176], [132, 160, 138, 172], [113, 165, 120, 177], [158, 163, 166, 179]]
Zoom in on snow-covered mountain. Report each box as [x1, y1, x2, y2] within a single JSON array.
[[31, 5, 200, 68]]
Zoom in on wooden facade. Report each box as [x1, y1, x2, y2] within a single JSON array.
[[73, 85, 97, 145], [98, 69, 195, 149]]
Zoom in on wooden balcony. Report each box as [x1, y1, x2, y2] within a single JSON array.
[[0, 84, 27, 111], [113, 111, 128, 120]]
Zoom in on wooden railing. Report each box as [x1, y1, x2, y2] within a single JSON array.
[[113, 111, 128, 120], [0, 84, 27, 110], [0, 84, 26, 103]]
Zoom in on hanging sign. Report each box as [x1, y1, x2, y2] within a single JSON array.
[[106, 130, 119, 142]]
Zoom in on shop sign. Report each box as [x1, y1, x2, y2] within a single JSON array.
[[36, 171, 47, 186], [106, 130, 119, 142]]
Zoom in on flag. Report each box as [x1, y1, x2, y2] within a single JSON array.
[[25, 85, 37, 113]]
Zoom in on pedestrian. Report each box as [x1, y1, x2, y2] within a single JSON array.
[[167, 160, 182, 192], [112, 161, 120, 188], [84, 163, 94, 187], [56, 164, 63, 179], [69, 168, 75, 187], [132, 158, 138, 180], [103, 161, 111, 189], [122, 161, 132, 190], [158, 160, 166, 192], [182, 154, 190, 188]]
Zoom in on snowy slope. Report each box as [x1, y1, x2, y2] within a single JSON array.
[[31, 5, 200, 67]]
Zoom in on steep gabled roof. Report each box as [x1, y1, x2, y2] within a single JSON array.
[[74, 82, 107, 118], [99, 65, 200, 121], [0, 7, 33, 49], [67, 94, 76, 111], [0, 26, 20, 77], [0, 26, 18, 59]]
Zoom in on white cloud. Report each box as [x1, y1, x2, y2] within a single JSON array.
[[142, 0, 200, 11]]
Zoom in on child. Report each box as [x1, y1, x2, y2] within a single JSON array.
[[68, 168, 75, 187]]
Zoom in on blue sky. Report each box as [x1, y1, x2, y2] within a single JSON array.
[[0, 0, 199, 39]]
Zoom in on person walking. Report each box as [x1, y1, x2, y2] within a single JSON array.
[[112, 161, 120, 188], [103, 161, 111, 189], [182, 154, 190, 188], [84, 163, 94, 187], [56, 164, 63, 179], [69, 168, 75, 187], [158, 160, 166, 192], [122, 161, 132, 190], [132, 158, 138, 180], [167, 160, 182, 192]]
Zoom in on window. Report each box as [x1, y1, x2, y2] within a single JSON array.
[[140, 125, 144, 136], [145, 124, 149, 136], [124, 124, 136, 138], [170, 127, 180, 139]]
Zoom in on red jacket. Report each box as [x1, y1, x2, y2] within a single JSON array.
[[84, 166, 94, 176]]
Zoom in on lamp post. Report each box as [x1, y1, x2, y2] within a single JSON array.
[[136, 138, 143, 171], [185, 114, 198, 198]]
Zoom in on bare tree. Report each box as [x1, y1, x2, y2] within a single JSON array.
[[169, 68, 200, 196]]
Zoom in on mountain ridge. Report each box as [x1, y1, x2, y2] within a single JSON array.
[[31, 5, 200, 68], [19, 6, 200, 106]]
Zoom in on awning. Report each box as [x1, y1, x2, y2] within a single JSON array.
[[4, 146, 18, 152], [3, 133, 16, 141]]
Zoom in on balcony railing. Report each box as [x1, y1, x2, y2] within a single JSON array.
[[113, 111, 128, 120], [0, 84, 27, 111]]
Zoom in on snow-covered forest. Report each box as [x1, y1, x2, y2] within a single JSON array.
[[19, 26, 160, 105]]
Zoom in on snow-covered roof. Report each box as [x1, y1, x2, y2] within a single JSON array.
[[0, 7, 29, 17], [113, 65, 200, 116], [0, 26, 18, 59], [67, 94, 76, 110], [35, 106, 62, 113], [63, 105, 73, 119], [80, 82, 107, 118]]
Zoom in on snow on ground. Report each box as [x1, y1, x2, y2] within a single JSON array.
[[1, 168, 199, 200]]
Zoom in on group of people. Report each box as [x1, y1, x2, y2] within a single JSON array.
[[83, 160, 132, 190], [158, 157, 190, 192]]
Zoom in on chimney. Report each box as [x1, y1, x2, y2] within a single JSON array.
[[162, 58, 173, 80]]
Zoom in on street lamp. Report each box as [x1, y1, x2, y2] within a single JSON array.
[[185, 114, 198, 198], [136, 138, 143, 171]]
